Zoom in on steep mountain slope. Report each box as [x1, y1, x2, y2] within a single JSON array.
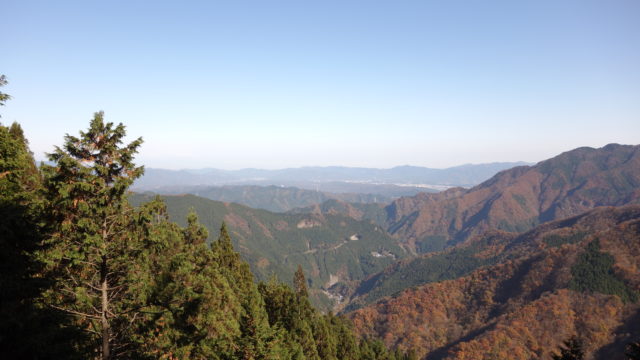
[[289, 198, 389, 226], [349, 205, 640, 359], [387, 144, 640, 252], [129, 193, 407, 309], [343, 230, 515, 312]]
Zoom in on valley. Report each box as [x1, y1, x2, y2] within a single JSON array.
[[128, 193, 408, 310]]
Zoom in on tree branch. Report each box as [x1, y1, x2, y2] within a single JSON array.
[[49, 304, 101, 320]]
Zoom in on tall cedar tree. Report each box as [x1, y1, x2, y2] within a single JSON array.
[[551, 336, 585, 360], [212, 223, 285, 359], [294, 264, 309, 299], [132, 208, 246, 358], [0, 79, 39, 355], [0, 121, 70, 357], [0, 78, 83, 358], [39, 112, 144, 359]]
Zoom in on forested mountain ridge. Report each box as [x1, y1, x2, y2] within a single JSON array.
[[349, 205, 640, 359], [129, 193, 408, 310], [385, 144, 640, 252], [289, 198, 389, 226], [142, 184, 392, 213], [345, 204, 640, 311]]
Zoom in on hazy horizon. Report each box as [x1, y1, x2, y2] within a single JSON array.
[[145, 161, 532, 172], [3, 1, 639, 169]]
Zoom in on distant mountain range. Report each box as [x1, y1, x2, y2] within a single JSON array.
[[132, 162, 529, 191], [306, 144, 640, 253], [131, 162, 529, 212]]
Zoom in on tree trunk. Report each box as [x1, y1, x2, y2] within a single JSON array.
[[101, 255, 110, 360]]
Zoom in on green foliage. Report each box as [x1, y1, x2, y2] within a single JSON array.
[[0, 83, 84, 357], [259, 273, 410, 360], [349, 244, 493, 310], [569, 239, 638, 303], [543, 232, 587, 248], [416, 235, 447, 253], [511, 193, 528, 211], [0, 121, 84, 358], [38, 112, 150, 358], [145, 223, 247, 357], [0, 75, 10, 112], [294, 265, 309, 299], [185, 185, 390, 213]]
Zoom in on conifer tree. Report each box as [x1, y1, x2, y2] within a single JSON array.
[[259, 276, 319, 360], [139, 213, 244, 358], [294, 264, 309, 299], [0, 121, 62, 357], [211, 223, 286, 359], [1, 122, 38, 354], [329, 313, 360, 360], [627, 340, 640, 360], [0, 80, 81, 358], [39, 112, 145, 359], [0, 75, 10, 111], [551, 336, 584, 360]]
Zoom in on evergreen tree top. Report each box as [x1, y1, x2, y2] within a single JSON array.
[[0, 75, 10, 114], [47, 111, 144, 187], [294, 265, 308, 299]]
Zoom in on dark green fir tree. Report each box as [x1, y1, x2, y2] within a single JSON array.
[[39, 112, 145, 359], [552, 336, 584, 360]]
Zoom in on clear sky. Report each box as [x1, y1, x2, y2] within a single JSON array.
[[2, 0, 639, 170]]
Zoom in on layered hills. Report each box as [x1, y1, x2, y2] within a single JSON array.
[[143, 185, 392, 213], [128, 143, 640, 355], [383, 144, 640, 252], [349, 205, 640, 359], [129, 193, 407, 309], [131, 162, 529, 213], [137, 144, 640, 314]]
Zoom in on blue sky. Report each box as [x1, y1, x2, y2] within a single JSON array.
[[2, 0, 639, 169]]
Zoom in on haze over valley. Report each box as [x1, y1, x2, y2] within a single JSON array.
[[131, 162, 529, 212]]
